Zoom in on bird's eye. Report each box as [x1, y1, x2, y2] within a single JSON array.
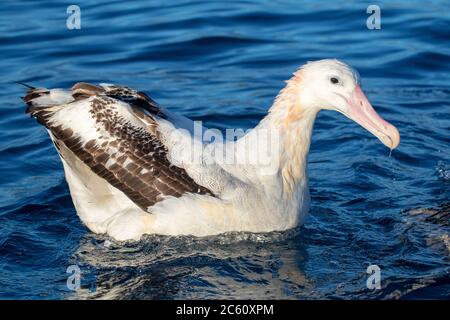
[[330, 77, 339, 84]]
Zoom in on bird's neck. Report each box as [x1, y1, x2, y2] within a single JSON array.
[[245, 76, 318, 197]]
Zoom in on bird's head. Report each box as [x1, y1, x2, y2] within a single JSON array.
[[293, 59, 400, 149]]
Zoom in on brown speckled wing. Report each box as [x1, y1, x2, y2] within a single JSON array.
[[24, 83, 214, 211]]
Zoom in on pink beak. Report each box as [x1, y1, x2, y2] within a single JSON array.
[[344, 85, 400, 149]]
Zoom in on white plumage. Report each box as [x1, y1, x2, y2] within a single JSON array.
[[23, 59, 399, 241]]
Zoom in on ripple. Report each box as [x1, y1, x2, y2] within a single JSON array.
[[436, 161, 450, 182], [0, 0, 449, 300]]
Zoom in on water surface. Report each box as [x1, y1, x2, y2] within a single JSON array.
[[0, 0, 449, 299]]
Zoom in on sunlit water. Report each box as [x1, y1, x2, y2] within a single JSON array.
[[0, 1, 449, 299]]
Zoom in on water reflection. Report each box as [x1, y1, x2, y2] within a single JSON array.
[[69, 228, 313, 299]]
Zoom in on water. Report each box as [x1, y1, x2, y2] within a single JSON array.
[[0, 0, 449, 299]]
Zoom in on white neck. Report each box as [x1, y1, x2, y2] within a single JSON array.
[[235, 74, 318, 198]]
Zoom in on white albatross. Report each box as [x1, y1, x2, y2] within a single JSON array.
[[22, 59, 400, 241]]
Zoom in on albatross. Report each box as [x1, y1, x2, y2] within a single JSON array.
[[22, 59, 400, 241]]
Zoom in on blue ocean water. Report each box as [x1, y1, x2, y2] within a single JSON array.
[[0, 0, 449, 299]]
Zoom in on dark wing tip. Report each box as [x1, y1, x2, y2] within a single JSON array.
[[25, 104, 40, 116], [15, 81, 35, 90]]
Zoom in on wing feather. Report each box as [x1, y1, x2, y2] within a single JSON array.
[[24, 83, 215, 211]]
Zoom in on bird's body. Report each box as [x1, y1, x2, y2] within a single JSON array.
[[23, 59, 399, 241]]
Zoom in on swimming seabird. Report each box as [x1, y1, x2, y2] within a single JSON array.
[[22, 59, 400, 240]]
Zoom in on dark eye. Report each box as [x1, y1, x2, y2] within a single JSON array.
[[330, 77, 339, 84]]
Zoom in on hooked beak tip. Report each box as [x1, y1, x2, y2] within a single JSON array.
[[383, 124, 400, 150], [345, 85, 400, 150]]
